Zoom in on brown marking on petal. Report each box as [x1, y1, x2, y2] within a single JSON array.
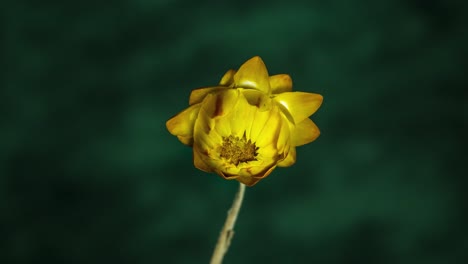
[[203, 122, 211, 133], [278, 152, 285, 161], [255, 96, 261, 107], [212, 95, 224, 117]]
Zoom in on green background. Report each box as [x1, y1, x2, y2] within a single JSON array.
[[4, 0, 468, 263]]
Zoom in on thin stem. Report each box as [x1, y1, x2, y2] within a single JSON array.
[[210, 183, 246, 264]]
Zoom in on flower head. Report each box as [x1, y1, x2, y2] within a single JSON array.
[[166, 56, 322, 186]]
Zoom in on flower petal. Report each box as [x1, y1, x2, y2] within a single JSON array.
[[223, 165, 244, 178], [213, 116, 231, 138], [193, 147, 212, 172], [240, 163, 275, 178], [200, 89, 240, 118], [189, 86, 227, 105], [248, 107, 273, 142], [193, 98, 219, 150], [270, 74, 292, 94], [273, 92, 323, 124], [238, 165, 276, 186], [276, 115, 290, 152], [277, 146, 296, 167], [233, 56, 271, 94], [256, 144, 279, 159], [237, 176, 260, 187], [219, 69, 236, 86], [228, 91, 256, 138], [193, 122, 217, 150], [166, 103, 201, 137], [241, 89, 272, 111], [177, 135, 193, 146], [292, 118, 320, 147], [254, 105, 282, 148]]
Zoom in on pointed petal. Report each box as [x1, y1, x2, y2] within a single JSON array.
[[189, 86, 227, 105], [193, 147, 213, 172], [270, 74, 292, 94], [233, 56, 271, 94], [166, 103, 201, 137], [219, 69, 236, 86], [292, 118, 320, 146], [277, 146, 296, 167], [273, 92, 323, 124]]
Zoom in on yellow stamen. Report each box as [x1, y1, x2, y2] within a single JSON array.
[[218, 133, 258, 166]]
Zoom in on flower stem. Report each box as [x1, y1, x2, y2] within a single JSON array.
[[210, 182, 246, 264]]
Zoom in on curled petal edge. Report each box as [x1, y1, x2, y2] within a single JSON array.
[[166, 103, 201, 139], [273, 92, 323, 124]]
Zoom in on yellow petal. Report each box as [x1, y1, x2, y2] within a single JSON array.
[[193, 91, 241, 151], [241, 92, 276, 142], [193, 147, 212, 172], [237, 176, 260, 187], [276, 115, 290, 152], [193, 123, 217, 150], [166, 103, 201, 137], [254, 105, 282, 148], [274, 92, 323, 124], [189, 86, 227, 105], [240, 163, 275, 178], [219, 69, 236, 86], [292, 118, 320, 147], [200, 89, 240, 118], [247, 107, 273, 142], [177, 135, 193, 146], [277, 146, 296, 167], [256, 145, 279, 159], [215, 168, 239, 180], [233, 56, 271, 94], [213, 116, 231, 138], [241, 89, 272, 111], [270, 74, 292, 94], [228, 91, 256, 138], [193, 103, 217, 150], [238, 165, 276, 186]]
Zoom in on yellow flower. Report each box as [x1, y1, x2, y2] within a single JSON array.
[[166, 56, 322, 186]]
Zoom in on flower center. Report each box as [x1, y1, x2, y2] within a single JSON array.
[[218, 133, 258, 166]]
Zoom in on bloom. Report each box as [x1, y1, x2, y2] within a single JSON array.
[[166, 56, 322, 186]]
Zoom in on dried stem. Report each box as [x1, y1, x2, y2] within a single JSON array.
[[210, 182, 246, 264]]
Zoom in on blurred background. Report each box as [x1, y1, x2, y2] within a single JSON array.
[[3, 0, 468, 263]]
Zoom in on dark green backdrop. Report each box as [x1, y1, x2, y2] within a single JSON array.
[[4, 0, 468, 263]]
